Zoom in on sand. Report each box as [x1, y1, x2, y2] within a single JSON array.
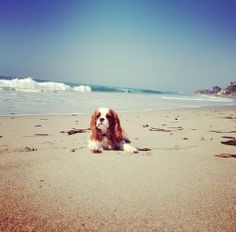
[[0, 107, 236, 232]]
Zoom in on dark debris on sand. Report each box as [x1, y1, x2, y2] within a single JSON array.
[[221, 138, 236, 146], [17, 147, 38, 152], [35, 133, 49, 136], [215, 153, 236, 158], [149, 126, 183, 132], [61, 128, 90, 135]]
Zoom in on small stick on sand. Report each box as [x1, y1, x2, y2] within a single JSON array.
[[214, 153, 236, 158], [60, 128, 90, 135], [149, 128, 172, 132], [137, 147, 152, 151], [35, 133, 49, 136], [210, 130, 236, 133], [221, 139, 236, 146]]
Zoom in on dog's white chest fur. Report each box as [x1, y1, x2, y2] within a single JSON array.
[[88, 136, 112, 152]]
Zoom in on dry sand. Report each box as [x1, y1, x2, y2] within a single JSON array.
[[0, 107, 236, 232]]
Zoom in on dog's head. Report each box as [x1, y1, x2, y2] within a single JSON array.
[[90, 108, 123, 143]]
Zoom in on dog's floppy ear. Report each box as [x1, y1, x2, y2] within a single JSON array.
[[90, 110, 97, 131], [112, 110, 123, 143], [90, 110, 102, 140]]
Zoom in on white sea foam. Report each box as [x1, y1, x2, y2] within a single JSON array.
[[161, 95, 233, 102], [73, 85, 92, 92], [0, 77, 92, 93]]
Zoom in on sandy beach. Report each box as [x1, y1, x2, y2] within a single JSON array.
[[0, 106, 235, 232]]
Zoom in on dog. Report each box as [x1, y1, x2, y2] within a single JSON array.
[[88, 108, 138, 153]]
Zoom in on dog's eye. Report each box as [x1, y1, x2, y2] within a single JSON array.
[[106, 115, 111, 119]]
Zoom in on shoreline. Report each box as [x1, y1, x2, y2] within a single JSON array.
[[0, 106, 236, 231], [1, 87, 235, 117], [194, 93, 236, 98], [1, 104, 236, 117]]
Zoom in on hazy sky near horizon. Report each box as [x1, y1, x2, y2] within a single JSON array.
[[0, 0, 236, 92]]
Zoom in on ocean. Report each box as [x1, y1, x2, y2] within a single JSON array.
[[0, 76, 235, 115]]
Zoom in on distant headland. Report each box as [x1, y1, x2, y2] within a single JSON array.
[[195, 82, 236, 97]]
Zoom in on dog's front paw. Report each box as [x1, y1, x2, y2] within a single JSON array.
[[88, 140, 102, 153], [123, 144, 138, 153], [130, 147, 138, 153], [91, 148, 102, 153]]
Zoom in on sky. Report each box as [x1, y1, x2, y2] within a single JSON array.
[[0, 0, 236, 92]]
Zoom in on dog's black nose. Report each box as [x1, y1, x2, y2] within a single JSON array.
[[100, 117, 105, 122]]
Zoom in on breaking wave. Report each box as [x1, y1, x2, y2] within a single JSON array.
[[0, 76, 179, 94], [0, 76, 235, 115], [0, 77, 92, 93]]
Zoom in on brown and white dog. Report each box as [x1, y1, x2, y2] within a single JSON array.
[[88, 108, 138, 153]]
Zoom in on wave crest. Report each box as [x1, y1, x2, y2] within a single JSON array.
[[73, 85, 92, 92], [0, 77, 92, 93]]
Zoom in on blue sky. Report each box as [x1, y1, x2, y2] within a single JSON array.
[[0, 0, 236, 92]]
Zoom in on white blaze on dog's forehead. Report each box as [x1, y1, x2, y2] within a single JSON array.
[[98, 108, 109, 117]]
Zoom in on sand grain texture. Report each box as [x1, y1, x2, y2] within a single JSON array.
[[0, 107, 236, 232]]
